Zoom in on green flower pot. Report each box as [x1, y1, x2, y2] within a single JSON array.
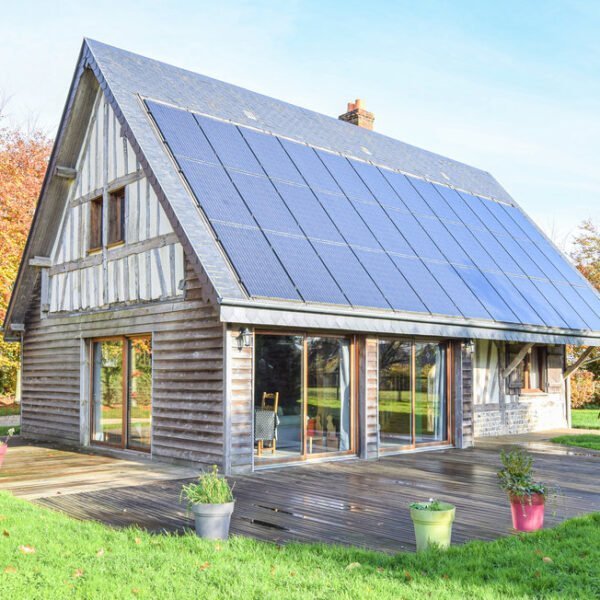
[[410, 502, 456, 552]]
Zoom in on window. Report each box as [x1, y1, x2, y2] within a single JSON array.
[[506, 344, 546, 394], [88, 188, 125, 251], [108, 188, 125, 245], [520, 346, 546, 393], [89, 196, 103, 251], [91, 335, 152, 451], [378, 339, 450, 449], [253, 333, 355, 464]]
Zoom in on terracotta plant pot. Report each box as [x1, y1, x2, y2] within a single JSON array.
[[410, 502, 456, 551], [0, 443, 7, 468], [510, 493, 545, 532]]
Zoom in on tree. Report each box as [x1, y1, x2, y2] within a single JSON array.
[[568, 219, 600, 405], [0, 109, 52, 397]]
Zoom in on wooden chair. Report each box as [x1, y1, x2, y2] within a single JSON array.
[[255, 392, 279, 456]]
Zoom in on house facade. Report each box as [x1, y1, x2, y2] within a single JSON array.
[[5, 40, 600, 473]]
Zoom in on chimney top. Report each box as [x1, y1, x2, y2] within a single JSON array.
[[339, 98, 374, 130]]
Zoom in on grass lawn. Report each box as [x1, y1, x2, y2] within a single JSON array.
[[0, 425, 20, 436], [0, 493, 598, 599], [0, 404, 20, 417], [571, 408, 600, 430], [550, 434, 600, 451]]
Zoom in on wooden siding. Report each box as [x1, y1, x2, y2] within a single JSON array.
[[361, 337, 378, 459], [460, 342, 474, 448], [21, 264, 225, 467], [226, 326, 254, 474]]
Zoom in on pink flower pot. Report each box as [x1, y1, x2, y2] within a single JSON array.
[[510, 493, 545, 532], [0, 443, 7, 469]]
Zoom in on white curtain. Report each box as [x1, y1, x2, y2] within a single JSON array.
[[338, 340, 351, 451]]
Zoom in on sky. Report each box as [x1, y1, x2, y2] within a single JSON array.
[[1, 0, 598, 249]]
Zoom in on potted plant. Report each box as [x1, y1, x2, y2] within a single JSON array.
[[497, 448, 547, 532], [180, 465, 235, 540], [0, 428, 15, 468], [409, 498, 456, 552]]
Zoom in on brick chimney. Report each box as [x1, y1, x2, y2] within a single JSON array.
[[338, 98, 374, 130]]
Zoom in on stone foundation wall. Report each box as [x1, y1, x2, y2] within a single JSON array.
[[474, 394, 567, 437]]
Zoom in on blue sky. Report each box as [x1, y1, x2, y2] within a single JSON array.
[[1, 0, 598, 247]]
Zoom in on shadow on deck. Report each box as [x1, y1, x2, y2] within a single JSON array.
[[1, 431, 599, 553]]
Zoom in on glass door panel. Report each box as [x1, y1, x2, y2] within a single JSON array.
[[128, 337, 152, 450], [254, 335, 303, 460], [378, 340, 412, 446], [306, 337, 351, 455], [91, 340, 124, 446], [414, 342, 447, 444]]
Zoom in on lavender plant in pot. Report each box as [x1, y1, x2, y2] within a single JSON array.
[[0, 428, 15, 468], [180, 466, 235, 540], [497, 448, 548, 532]]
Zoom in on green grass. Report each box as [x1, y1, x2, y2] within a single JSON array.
[[550, 434, 600, 451], [0, 404, 20, 417], [571, 408, 600, 430], [0, 425, 20, 436], [0, 493, 598, 599]]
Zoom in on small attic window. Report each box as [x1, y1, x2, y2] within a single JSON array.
[[108, 188, 125, 246], [89, 196, 103, 251]]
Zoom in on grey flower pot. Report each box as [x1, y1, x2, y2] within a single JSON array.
[[190, 501, 235, 540]]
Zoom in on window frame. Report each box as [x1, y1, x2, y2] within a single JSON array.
[[107, 187, 126, 247], [88, 195, 104, 252], [89, 334, 152, 452]]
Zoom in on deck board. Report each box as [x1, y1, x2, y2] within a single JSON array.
[[1, 433, 599, 553]]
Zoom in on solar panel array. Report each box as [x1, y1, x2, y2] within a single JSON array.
[[146, 100, 600, 331]]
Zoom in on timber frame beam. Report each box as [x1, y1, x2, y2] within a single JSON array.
[[564, 347, 595, 380], [503, 343, 534, 379]]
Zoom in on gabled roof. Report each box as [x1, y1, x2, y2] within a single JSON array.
[[5, 39, 600, 346]]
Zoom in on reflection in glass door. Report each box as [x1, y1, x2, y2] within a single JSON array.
[[91, 336, 152, 451], [91, 339, 124, 446], [306, 337, 351, 455], [378, 339, 450, 450], [253, 333, 354, 464]]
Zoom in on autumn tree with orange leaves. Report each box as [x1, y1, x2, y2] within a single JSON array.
[[0, 110, 52, 397]]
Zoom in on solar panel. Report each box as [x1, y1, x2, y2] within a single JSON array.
[[385, 208, 446, 261], [212, 223, 299, 299], [227, 171, 301, 235], [353, 249, 428, 313], [316, 150, 374, 201], [265, 232, 347, 304], [311, 241, 391, 309], [272, 180, 344, 242], [279, 139, 340, 193], [178, 158, 254, 226], [239, 128, 305, 185], [146, 101, 218, 164], [380, 170, 435, 216], [389, 255, 459, 316], [146, 100, 600, 334], [194, 115, 263, 175], [315, 191, 380, 249]]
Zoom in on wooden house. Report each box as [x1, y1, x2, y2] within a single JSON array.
[[4, 40, 600, 473]]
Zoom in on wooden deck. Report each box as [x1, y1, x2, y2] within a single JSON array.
[[2, 432, 599, 553]]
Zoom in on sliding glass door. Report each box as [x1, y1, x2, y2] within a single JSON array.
[[254, 333, 355, 464], [91, 336, 152, 451], [378, 339, 450, 450]]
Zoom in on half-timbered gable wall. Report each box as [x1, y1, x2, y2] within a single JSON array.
[[48, 90, 184, 314]]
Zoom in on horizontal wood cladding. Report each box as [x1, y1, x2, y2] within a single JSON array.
[[21, 267, 225, 467]]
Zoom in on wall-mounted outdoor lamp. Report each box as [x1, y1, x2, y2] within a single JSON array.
[[238, 327, 252, 350], [464, 339, 475, 354]]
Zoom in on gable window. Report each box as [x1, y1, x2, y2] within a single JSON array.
[[89, 196, 103, 251], [108, 187, 125, 246], [89, 188, 125, 252]]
